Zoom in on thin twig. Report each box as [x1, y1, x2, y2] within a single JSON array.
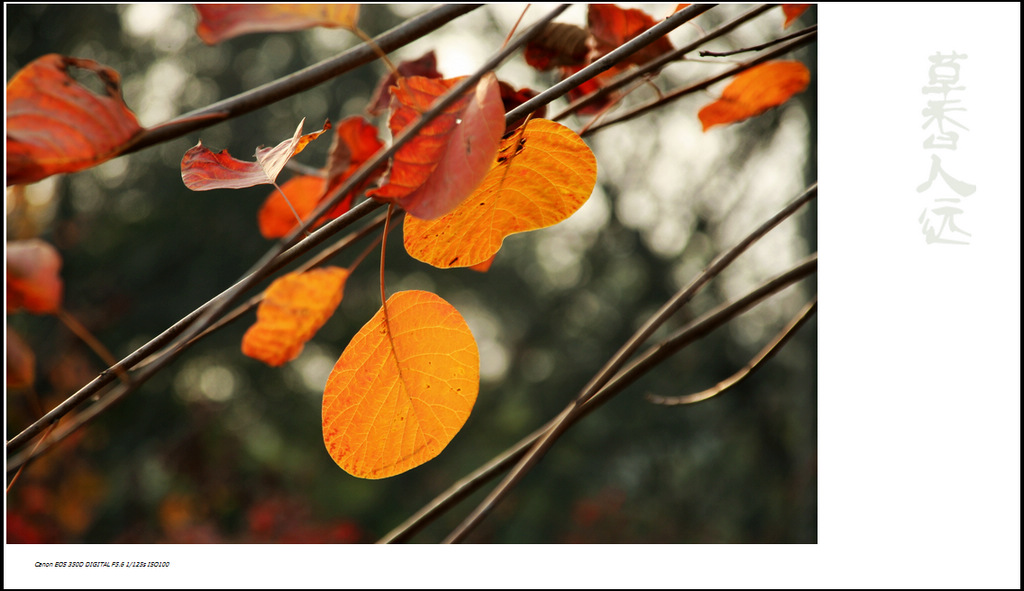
[[700, 24, 817, 57], [647, 297, 817, 405]]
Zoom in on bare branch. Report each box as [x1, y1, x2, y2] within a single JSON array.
[[647, 296, 817, 405], [439, 184, 817, 542], [380, 253, 817, 543]]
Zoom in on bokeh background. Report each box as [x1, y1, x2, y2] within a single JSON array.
[[6, 4, 816, 543]]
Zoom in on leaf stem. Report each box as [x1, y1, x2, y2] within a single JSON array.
[[380, 204, 394, 309], [272, 181, 309, 237], [352, 25, 400, 78]]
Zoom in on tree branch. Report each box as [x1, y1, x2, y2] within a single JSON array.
[[121, 5, 484, 155], [504, 3, 717, 128], [553, 4, 777, 120], [585, 30, 817, 134], [379, 253, 817, 543]]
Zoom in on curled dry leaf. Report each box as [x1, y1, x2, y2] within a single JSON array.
[[181, 118, 331, 191], [6, 54, 144, 186], [6, 239, 63, 314], [403, 119, 597, 269], [195, 4, 360, 44], [241, 266, 349, 367], [367, 73, 505, 221], [257, 116, 384, 238], [323, 290, 479, 479], [698, 61, 810, 131]]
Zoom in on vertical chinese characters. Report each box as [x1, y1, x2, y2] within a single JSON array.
[[917, 51, 975, 245]]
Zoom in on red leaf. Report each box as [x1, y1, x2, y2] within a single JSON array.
[[367, 73, 505, 220], [588, 4, 674, 67], [320, 115, 386, 219], [366, 51, 443, 117], [6, 54, 144, 186], [560, 63, 629, 115], [782, 5, 810, 28], [195, 4, 360, 45], [181, 118, 331, 191], [498, 82, 547, 132], [6, 239, 63, 314]]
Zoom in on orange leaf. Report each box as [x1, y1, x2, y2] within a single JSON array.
[[6, 239, 63, 314], [698, 61, 810, 131], [468, 255, 496, 273], [241, 266, 349, 367], [6, 54, 144, 186], [403, 119, 597, 269], [194, 4, 360, 44], [782, 5, 810, 28], [322, 290, 479, 479], [367, 73, 505, 220], [181, 118, 331, 191], [588, 4, 674, 67], [258, 175, 326, 239]]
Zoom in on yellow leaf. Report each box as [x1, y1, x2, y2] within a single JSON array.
[[322, 290, 479, 479], [403, 119, 597, 268]]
